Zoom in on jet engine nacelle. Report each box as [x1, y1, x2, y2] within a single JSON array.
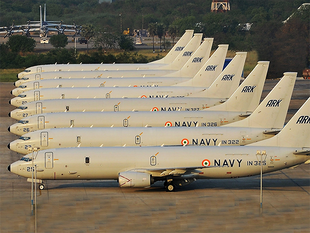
[[118, 171, 152, 188]]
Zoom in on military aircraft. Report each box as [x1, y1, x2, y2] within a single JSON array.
[[9, 60, 268, 121], [17, 30, 194, 79], [8, 98, 310, 191], [8, 71, 295, 154], [0, 4, 80, 39], [17, 31, 198, 80], [10, 51, 246, 107], [12, 38, 219, 95]]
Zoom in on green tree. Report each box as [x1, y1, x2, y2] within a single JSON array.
[[118, 35, 135, 51], [49, 34, 68, 48], [148, 23, 157, 52], [81, 24, 96, 51], [168, 25, 178, 46], [156, 23, 165, 52], [6, 35, 36, 53]]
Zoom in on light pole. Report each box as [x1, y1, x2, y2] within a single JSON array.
[[257, 150, 266, 215]]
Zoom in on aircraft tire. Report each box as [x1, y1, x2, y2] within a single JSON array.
[[166, 183, 175, 192], [39, 184, 45, 190]]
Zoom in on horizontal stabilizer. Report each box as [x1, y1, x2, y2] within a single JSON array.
[[263, 129, 281, 135], [293, 149, 310, 156]]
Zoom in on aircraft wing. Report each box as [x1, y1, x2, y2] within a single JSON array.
[[133, 166, 214, 178]]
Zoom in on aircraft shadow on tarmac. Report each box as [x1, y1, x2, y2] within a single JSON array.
[[47, 174, 310, 193]]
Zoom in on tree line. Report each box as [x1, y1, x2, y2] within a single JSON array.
[[0, 0, 309, 78]]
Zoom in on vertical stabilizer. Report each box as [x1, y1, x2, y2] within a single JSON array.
[[175, 44, 228, 86], [150, 30, 194, 65], [161, 33, 203, 70], [224, 72, 296, 128], [193, 52, 247, 98], [250, 98, 310, 147], [165, 38, 213, 78], [206, 61, 269, 112]]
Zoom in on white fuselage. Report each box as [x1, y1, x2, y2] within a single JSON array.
[[12, 77, 191, 96], [9, 97, 226, 120], [16, 69, 180, 86], [9, 146, 308, 181], [17, 63, 169, 79], [8, 126, 274, 154], [9, 110, 245, 135], [10, 86, 210, 107]]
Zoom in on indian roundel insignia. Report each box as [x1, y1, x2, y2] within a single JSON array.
[[202, 159, 211, 167], [165, 121, 172, 127], [181, 138, 189, 146]]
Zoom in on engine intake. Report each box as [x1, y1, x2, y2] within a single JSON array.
[[118, 171, 152, 188]]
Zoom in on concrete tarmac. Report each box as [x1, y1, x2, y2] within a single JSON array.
[[0, 80, 309, 233]]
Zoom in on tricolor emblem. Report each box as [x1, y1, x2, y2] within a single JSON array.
[[141, 95, 147, 98], [165, 121, 172, 127], [202, 159, 211, 167], [152, 107, 159, 111], [181, 138, 189, 146]]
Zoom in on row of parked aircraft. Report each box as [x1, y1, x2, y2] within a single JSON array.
[[0, 4, 81, 38], [8, 30, 310, 192]]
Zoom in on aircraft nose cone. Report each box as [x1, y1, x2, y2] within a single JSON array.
[[7, 143, 10, 150], [7, 165, 10, 172], [8, 100, 11, 105], [10, 90, 12, 95], [7, 126, 10, 132], [8, 112, 11, 117]]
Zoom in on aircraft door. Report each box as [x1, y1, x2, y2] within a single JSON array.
[[34, 91, 40, 101], [45, 152, 53, 169], [35, 74, 41, 80], [114, 105, 119, 112], [38, 116, 45, 130], [40, 131, 48, 147], [106, 93, 110, 98], [36, 102, 42, 114], [33, 81, 40, 89], [36, 67, 42, 73]]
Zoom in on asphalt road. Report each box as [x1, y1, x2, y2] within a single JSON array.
[[0, 80, 309, 233]]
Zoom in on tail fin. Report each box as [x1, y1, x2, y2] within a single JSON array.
[[150, 30, 194, 65], [206, 61, 269, 112], [193, 52, 247, 98], [162, 33, 203, 71], [174, 44, 228, 86], [224, 72, 296, 129], [250, 98, 310, 148]]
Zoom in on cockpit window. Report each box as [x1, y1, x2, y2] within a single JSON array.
[[18, 120, 29, 124], [20, 157, 32, 162], [17, 106, 28, 110], [18, 94, 26, 98], [19, 136, 31, 141], [23, 69, 31, 73], [19, 85, 27, 88], [21, 77, 29, 80]]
